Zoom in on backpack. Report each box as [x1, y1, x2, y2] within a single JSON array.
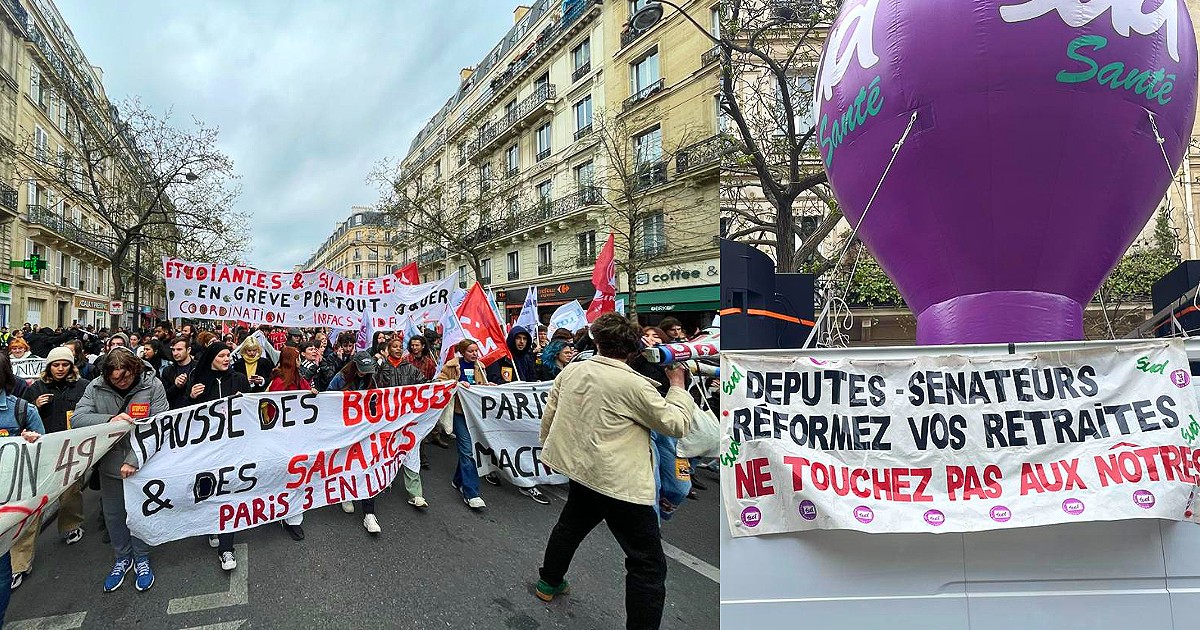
[[11, 395, 30, 431]]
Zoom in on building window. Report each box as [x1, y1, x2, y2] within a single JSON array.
[[458, 142, 467, 166], [640, 212, 666, 257], [571, 38, 591, 82], [505, 144, 519, 175], [33, 126, 47, 162], [355, 264, 361, 277], [634, 125, 663, 166], [711, 5, 721, 38], [507, 197, 520, 218], [536, 180, 552, 204], [458, 264, 467, 280], [437, 268, 445, 280], [631, 49, 661, 96], [507, 251, 520, 280], [535, 123, 551, 161], [534, 72, 550, 93], [573, 160, 594, 187], [776, 73, 816, 134], [433, 161, 442, 180], [504, 99, 517, 118], [479, 162, 492, 192], [630, 0, 653, 16], [538, 242, 553, 275], [573, 96, 592, 137], [481, 258, 492, 283], [458, 180, 468, 202], [577, 230, 597, 264], [716, 93, 728, 133]]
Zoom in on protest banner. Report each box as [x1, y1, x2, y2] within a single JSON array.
[[457, 382, 566, 488], [549, 301, 588, 337], [0, 423, 129, 556], [163, 257, 457, 330], [11, 358, 45, 382], [721, 340, 1200, 536], [123, 383, 455, 545], [457, 283, 511, 366]]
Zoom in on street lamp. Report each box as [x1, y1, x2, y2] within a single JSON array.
[[130, 169, 200, 330]]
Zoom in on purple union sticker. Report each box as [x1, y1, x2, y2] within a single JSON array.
[[740, 506, 762, 528], [989, 505, 1012, 523], [923, 509, 946, 526], [1062, 498, 1085, 516], [1171, 369, 1191, 388], [798, 500, 817, 521], [1133, 489, 1156, 509], [853, 505, 874, 524]]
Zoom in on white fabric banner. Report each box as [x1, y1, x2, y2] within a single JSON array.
[[163, 257, 458, 330], [722, 341, 1200, 536], [457, 382, 567, 488], [124, 383, 455, 545], [12, 358, 45, 382], [0, 423, 129, 556], [548, 300, 588, 336]]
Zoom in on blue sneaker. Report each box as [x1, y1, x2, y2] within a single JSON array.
[[103, 557, 133, 592], [133, 557, 154, 592]]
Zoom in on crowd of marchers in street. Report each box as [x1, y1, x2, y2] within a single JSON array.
[[0, 312, 718, 630]]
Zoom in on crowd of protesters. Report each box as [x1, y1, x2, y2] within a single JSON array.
[[0, 313, 715, 630]]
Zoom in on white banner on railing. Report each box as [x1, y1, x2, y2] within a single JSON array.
[[722, 340, 1200, 536], [124, 383, 455, 545], [457, 382, 567, 488], [0, 423, 129, 556], [163, 258, 457, 330], [12, 358, 45, 382]]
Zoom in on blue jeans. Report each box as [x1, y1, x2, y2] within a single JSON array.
[[452, 413, 481, 499]]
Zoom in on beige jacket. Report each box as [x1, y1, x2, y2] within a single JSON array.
[[540, 355, 693, 506]]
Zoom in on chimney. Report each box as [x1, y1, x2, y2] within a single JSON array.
[[514, 5, 530, 23], [460, 66, 475, 82]]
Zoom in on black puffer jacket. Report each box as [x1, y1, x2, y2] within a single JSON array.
[[23, 375, 88, 433], [187, 343, 251, 404]]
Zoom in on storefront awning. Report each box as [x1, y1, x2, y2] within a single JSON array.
[[618, 285, 719, 313]]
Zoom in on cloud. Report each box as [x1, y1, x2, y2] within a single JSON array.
[[56, 0, 520, 270]]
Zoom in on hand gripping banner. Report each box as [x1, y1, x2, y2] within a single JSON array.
[[721, 340, 1200, 536], [457, 382, 567, 488], [124, 383, 454, 546]]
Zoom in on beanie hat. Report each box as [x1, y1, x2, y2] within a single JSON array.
[[111, 332, 129, 347], [45, 346, 74, 365]]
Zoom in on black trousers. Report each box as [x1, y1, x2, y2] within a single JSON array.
[[539, 480, 667, 630]]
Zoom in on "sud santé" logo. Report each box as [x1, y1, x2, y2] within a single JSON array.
[[1000, 0, 1182, 62]]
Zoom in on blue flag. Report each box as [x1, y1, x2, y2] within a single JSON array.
[[514, 287, 539, 333]]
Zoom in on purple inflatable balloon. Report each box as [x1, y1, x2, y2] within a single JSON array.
[[815, 0, 1198, 344]]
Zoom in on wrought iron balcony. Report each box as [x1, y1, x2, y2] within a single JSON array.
[[676, 134, 735, 175], [575, 255, 594, 268], [505, 165, 520, 179], [538, 263, 554, 275], [480, 275, 492, 285], [508, 271, 520, 281], [621, 25, 648, 49], [640, 242, 668, 258], [701, 46, 721, 67], [0, 182, 16, 212], [573, 124, 593, 142], [409, 135, 445, 170], [623, 79, 665, 111], [417, 248, 446, 265], [536, 147, 551, 162], [467, 83, 557, 159], [631, 161, 668, 193], [27, 204, 114, 258], [571, 61, 591, 83]]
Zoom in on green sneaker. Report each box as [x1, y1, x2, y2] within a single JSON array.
[[535, 578, 570, 602]]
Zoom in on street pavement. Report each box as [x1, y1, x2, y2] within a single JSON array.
[[4, 442, 720, 629]]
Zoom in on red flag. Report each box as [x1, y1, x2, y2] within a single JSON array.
[[586, 233, 616, 322], [394, 262, 420, 285], [455, 283, 511, 367]]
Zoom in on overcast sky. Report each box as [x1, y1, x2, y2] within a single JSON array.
[[56, 0, 521, 270]]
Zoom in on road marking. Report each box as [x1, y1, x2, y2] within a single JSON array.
[[177, 620, 248, 630], [541, 486, 719, 583], [167, 543, 249, 614], [5, 612, 87, 629]]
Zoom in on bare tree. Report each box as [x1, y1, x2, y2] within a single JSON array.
[[720, 0, 844, 273], [589, 109, 714, 318], [376, 154, 531, 282], [13, 98, 245, 325]]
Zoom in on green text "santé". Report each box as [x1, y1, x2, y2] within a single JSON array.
[[1056, 34, 1176, 105], [819, 75, 883, 167]]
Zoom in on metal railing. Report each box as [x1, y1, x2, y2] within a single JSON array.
[[417, 248, 446, 265], [536, 147, 551, 162], [0, 182, 16, 212], [467, 83, 556, 158], [675, 134, 734, 174], [508, 271, 520, 281], [538, 262, 554, 275], [701, 46, 721, 67], [480, 275, 492, 285], [573, 124, 593, 142], [575, 255, 594, 268], [571, 60, 591, 83], [505, 165, 519, 178], [621, 25, 647, 48], [27, 204, 114, 258], [623, 78, 664, 111]]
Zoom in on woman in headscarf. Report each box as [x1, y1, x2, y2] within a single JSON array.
[[232, 336, 274, 393], [187, 343, 250, 571], [267, 347, 317, 540]]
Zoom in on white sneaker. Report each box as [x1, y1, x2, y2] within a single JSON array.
[[363, 514, 381, 534], [207, 535, 219, 548], [219, 551, 236, 571], [465, 496, 486, 510], [408, 496, 428, 509], [341, 501, 354, 514]]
